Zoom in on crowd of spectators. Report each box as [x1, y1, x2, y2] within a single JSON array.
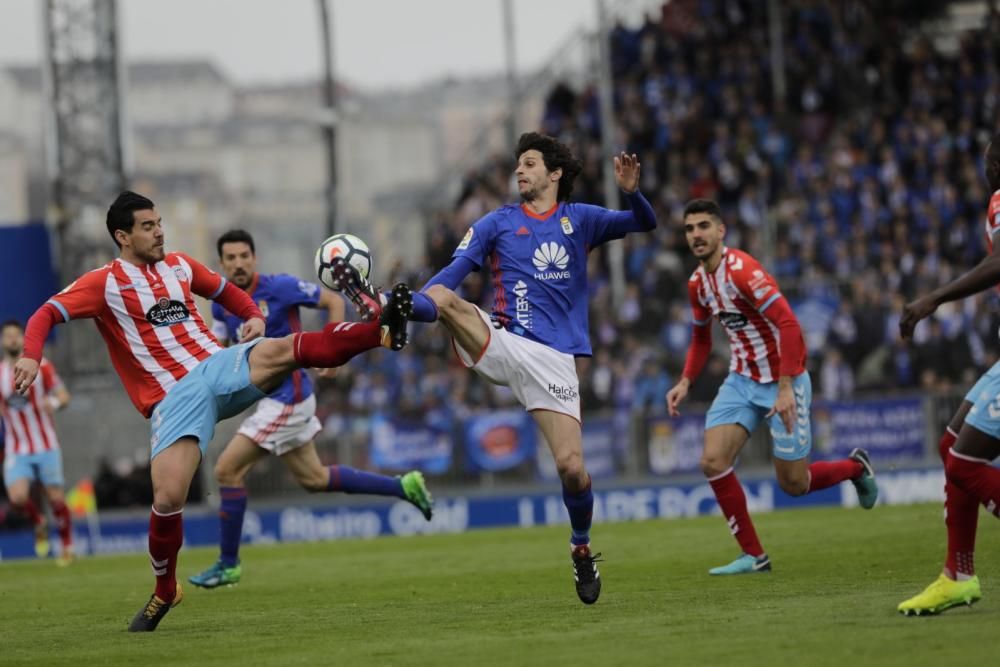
[[315, 0, 1000, 439]]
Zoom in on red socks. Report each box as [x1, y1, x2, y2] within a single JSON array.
[[14, 498, 43, 526], [937, 429, 977, 579], [293, 321, 381, 368], [807, 459, 863, 492], [148, 509, 184, 602], [708, 468, 765, 557], [50, 499, 73, 551]]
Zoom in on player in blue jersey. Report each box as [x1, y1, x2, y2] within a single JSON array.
[[188, 230, 433, 589], [336, 132, 656, 604]]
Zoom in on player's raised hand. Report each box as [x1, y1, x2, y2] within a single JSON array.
[[13, 358, 39, 395], [766, 385, 796, 434], [666, 378, 690, 417], [240, 317, 265, 343], [613, 152, 641, 194], [899, 295, 938, 340]]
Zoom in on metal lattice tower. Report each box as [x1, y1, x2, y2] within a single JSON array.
[[43, 0, 127, 376]]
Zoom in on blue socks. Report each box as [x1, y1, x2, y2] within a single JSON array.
[[327, 465, 404, 498], [409, 291, 439, 323], [563, 479, 594, 547], [218, 487, 247, 567]]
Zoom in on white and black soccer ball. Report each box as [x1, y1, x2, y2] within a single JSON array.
[[315, 233, 373, 290]]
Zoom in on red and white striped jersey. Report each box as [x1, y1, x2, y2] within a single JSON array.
[[0, 357, 63, 456], [687, 247, 804, 383], [46, 253, 226, 417], [984, 190, 1000, 253]]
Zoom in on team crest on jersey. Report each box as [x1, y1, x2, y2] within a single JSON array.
[[257, 300, 269, 317], [458, 228, 474, 250], [560, 216, 574, 235], [532, 242, 570, 280], [146, 297, 191, 327], [172, 265, 188, 282]]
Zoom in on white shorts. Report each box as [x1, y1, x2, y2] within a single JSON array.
[[452, 308, 581, 422], [237, 395, 322, 456]]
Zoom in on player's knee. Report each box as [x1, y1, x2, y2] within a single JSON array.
[[298, 470, 329, 493], [424, 285, 457, 314], [214, 462, 244, 488], [778, 475, 809, 497], [555, 452, 586, 489], [152, 487, 187, 514], [700, 453, 731, 479], [7, 490, 28, 507]]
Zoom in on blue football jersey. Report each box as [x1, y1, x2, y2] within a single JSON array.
[[453, 202, 643, 356], [211, 273, 322, 404]]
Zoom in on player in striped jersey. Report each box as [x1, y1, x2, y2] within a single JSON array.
[[666, 199, 878, 575], [0, 320, 73, 564], [188, 230, 432, 590], [13, 191, 413, 632], [897, 135, 1000, 615]]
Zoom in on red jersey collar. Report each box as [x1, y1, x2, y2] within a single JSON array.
[[520, 202, 559, 220]]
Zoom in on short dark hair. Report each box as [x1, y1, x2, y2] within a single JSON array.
[[1, 319, 23, 333], [682, 199, 723, 222], [106, 191, 155, 248], [515, 132, 582, 202], [216, 229, 256, 258]]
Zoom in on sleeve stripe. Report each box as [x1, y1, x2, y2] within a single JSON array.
[[46, 299, 70, 322], [209, 276, 227, 299], [758, 293, 781, 313], [692, 318, 710, 326]]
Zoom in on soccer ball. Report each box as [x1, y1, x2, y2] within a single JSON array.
[[315, 233, 372, 290]]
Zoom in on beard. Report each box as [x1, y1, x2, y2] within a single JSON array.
[[3, 345, 22, 358], [231, 271, 252, 288], [136, 244, 166, 264]]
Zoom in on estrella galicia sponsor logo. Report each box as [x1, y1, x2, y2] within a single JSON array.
[[532, 242, 570, 280], [548, 383, 579, 402], [146, 297, 191, 326], [718, 312, 748, 330], [513, 279, 531, 329]]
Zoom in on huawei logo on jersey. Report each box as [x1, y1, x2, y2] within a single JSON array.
[[532, 242, 570, 280], [146, 297, 191, 327]]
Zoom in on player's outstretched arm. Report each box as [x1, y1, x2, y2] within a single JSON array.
[[900, 242, 1000, 339]]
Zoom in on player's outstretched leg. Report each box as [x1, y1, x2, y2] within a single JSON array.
[[289, 281, 412, 372], [289, 440, 434, 521], [797, 450, 877, 509], [327, 256, 383, 321]]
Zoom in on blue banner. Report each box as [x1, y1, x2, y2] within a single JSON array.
[[0, 467, 947, 561], [369, 413, 453, 474], [537, 417, 617, 481], [0, 222, 59, 330], [647, 414, 705, 475], [463, 410, 536, 472], [811, 397, 925, 461]]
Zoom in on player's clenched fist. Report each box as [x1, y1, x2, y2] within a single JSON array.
[[13, 357, 39, 394]]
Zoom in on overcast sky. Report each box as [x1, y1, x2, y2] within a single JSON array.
[[0, 0, 602, 89]]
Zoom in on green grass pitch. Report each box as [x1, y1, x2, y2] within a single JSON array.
[[0, 502, 996, 666]]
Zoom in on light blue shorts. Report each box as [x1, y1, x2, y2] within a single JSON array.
[[3, 449, 65, 486], [150, 340, 266, 459], [705, 371, 813, 461], [963, 361, 1000, 439]]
